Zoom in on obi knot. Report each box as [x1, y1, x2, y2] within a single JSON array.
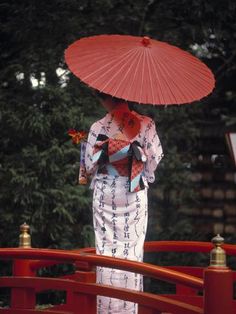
[[93, 134, 146, 192]]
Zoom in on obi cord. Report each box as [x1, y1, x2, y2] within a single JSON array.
[[93, 134, 146, 192]]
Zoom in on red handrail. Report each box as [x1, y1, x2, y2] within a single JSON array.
[[0, 247, 203, 289], [77, 240, 236, 255], [0, 277, 202, 314], [0, 241, 235, 314], [1, 310, 72, 314], [144, 241, 236, 255]]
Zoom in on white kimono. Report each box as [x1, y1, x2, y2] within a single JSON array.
[[85, 110, 163, 314]]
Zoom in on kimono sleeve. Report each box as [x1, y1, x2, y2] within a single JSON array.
[[143, 118, 163, 183], [84, 122, 99, 177]]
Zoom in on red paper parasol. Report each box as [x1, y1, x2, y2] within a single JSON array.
[[65, 34, 215, 105]]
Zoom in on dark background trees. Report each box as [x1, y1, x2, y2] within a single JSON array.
[[0, 0, 235, 250]]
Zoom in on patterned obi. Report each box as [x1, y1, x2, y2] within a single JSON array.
[[92, 134, 146, 192]]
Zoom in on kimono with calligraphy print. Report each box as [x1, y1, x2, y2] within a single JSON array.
[[85, 110, 163, 314]]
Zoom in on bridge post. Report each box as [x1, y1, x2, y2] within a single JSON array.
[[203, 234, 234, 314], [11, 223, 36, 309]]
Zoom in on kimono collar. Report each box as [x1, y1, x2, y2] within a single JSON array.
[[105, 105, 141, 141]]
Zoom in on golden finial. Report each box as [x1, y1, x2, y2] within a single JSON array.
[[19, 223, 31, 248], [210, 234, 226, 267]]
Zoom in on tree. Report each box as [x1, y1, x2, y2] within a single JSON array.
[[0, 0, 235, 250]]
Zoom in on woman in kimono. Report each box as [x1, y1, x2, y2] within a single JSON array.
[[84, 92, 163, 314]]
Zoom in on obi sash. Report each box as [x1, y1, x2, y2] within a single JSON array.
[[93, 134, 146, 192]]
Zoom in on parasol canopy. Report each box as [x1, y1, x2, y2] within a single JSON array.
[[65, 34, 215, 105]]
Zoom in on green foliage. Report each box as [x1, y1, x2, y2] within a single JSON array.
[[0, 0, 235, 252], [0, 85, 94, 248]]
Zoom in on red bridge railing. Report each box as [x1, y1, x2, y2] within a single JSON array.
[[0, 226, 235, 314]]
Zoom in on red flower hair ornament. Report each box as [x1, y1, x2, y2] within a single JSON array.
[[68, 129, 87, 144], [68, 129, 88, 185]]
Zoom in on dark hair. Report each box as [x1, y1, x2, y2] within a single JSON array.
[[93, 90, 125, 104]]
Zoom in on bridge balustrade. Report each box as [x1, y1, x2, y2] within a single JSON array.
[[0, 225, 235, 314]]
